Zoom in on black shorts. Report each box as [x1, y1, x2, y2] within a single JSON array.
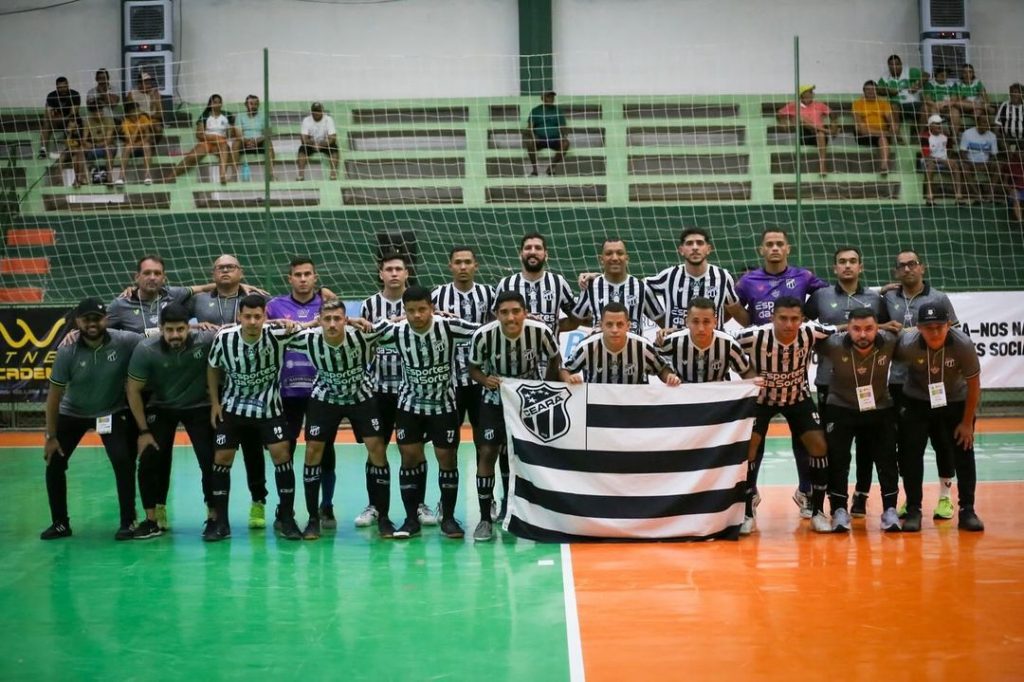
[[752, 398, 822, 439], [298, 142, 338, 156], [800, 127, 823, 147], [215, 412, 289, 450], [395, 409, 460, 448], [304, 397, 384, 443], [373, 392, 400, 443], [475, 401, 507, 447], [856, 133, 883, 148], [898, 101, 922, 121], [534, 137, 564, 151], [456, 383, 482, 429], [239, 139, 268, 154]]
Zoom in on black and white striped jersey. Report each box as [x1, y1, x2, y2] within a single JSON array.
[[645, 264, 738, 329], [734, 322, 836, 406], [565, 332, 668, 385], [658, 328, 751, 383], [494, 272, 577, 334], [571, 274, 664, 335], [208, 324, 296, 418], [286, 326, 381, 406], [469, 319, 561, 405], [432, 282, 496, 387], [375, 317, 479, 415], [361, 292, 404, 395]]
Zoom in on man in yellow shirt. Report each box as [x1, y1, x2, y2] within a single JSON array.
[[853, 80, 898, 176]]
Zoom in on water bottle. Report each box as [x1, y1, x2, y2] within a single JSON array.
[[241, 160, 251, 182]]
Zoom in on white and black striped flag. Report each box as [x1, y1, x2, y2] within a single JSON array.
[[499, 379, 759, 542]]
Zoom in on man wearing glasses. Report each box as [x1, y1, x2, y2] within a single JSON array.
[[883, 249, 960, 521]]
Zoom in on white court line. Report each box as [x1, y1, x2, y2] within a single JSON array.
[[561, 543, 586, 682]]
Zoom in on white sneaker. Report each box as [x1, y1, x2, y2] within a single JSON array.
[[353, 504, 378, 528], [831, 508, 852, 533], [143, 176, 153, 185], [793, 488, 812, 519], [490, 498, 499, 522], [417, 502, 438, 526], [114, 178, 124, 186], [740, 516, 757, 535], [880, 507, 901, 533], [810, 512, 832, 533]]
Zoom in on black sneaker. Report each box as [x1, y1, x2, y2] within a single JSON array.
[[40, 521, 72, 540], [302, 518, 321, 540], [203, 519, 231, 542], [377, 518, 397, 539], [132, 519, 163, 540], [319, 505, 337, 530], [902, 508, 923, 533], [275, 514, 302, 541], [115, 524, 135, 541], [37, 148, 48, 160], [393, 518, 421, 539], [958, 508, 985, 532], [850, 493, 868, 518], [440, 517, 465, 539]]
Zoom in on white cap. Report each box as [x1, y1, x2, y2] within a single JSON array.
[[928, 114, 943, 124]]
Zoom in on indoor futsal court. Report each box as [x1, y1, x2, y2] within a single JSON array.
[[1, 422, 1022, 681]]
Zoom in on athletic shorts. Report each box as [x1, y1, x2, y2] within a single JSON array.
[[800, 127, 823, 147], [856, 134, 883, 148], [475, 401, 507, 447], [395, 409, 460, 448], [304, 397, 383, 444], [298, 142, 338, 156], [752, 398, 822, 439], [456, 383, 482, 429], [372, 392, 400, 444], [214, 412, 289, 450], [534, 137, 564, 151]]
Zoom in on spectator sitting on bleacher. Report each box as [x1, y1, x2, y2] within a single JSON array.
[[118, 101, 153, 186], [82, 102, 117, 186], [128, 71, 164, 137], [921, 114, 962, 206], [852, 80, 897, 176], [297, 101, 338, 181], [959, 115, 999, 204], [524, 91, 569, 176], [1004, 149, 1024, 224], [994, 83, 1024, 152], [39, 76, 81, 160], [956, 64, 989, 121], [86, 68, 120, 122], [877, 54, 923, 143], [776, 84, 837, 176], [60, 116, 86, 189], [174, 94, 237, 185], [924, 66, 960, 141], [238, 94, 274, 181]]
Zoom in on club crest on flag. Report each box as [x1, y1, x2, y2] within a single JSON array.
[[517, 383, 571, 443]]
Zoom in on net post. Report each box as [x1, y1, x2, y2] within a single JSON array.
[[261, 47, 273, 291], [793, 35, 802, 262]]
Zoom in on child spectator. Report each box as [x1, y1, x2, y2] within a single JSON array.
[[920, 114, 962, 205]]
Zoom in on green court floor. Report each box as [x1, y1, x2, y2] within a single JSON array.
[[1, 433, 1022, 681]]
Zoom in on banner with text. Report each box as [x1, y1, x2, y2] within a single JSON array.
[[0, 307, 71, 402]]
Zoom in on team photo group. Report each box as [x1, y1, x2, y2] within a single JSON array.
[[40, 225, 982, 545]]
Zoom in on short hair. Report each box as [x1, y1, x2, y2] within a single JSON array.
[[495, 291, 526, 309], [289, 257, 315, 272], [136, 254, 165, 273], [601, 302, 629, 319], [934, 65, 947, 76], [95, 68, 109, 80], [123, 100, 138, 114], [773, 295, 804, 312], [377, 251, 408, 269], [320, 298, 346, 314], [760, 228, 789, 243], [239, 294, 267, 312], [895, 248, 922, 265], [402, 285, 432, 305], [833, 246, 862, 263], [448, 245, 476, 260], [887, 54, 902, 64], [245, 93, 260, 103], [56, 76, 68, 85], [600, 237, 626, 251], [863, 80, 877, 88], [520, 232, 547, 250], [847, 307, 877, 322], [159, 302, 190, 325], [1011, 83, 1023, 93], [687, 297, 717, 314], [679, 227, 711, 245]]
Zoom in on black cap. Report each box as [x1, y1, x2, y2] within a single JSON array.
[[75, 297, 106, 318], [917, 305, 949, 323], [310, 101, 323, 112]]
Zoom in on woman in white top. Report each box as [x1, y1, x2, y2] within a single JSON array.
[[174, 94, 239, 184]]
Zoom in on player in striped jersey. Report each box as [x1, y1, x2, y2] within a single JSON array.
[[432, 246, 496, 441], [645, 228, 744, 330], [734, 296, 839, 535], [286, 299, 393, 539], [375, 285, 480, 539], [563, 303, 679, 385], [468, 291, 563, 542], [658, 297, 755, 382], [572, 238, 663, 335], [495, 232, 579, 334], [358, 252, 434, 527], [205, 295, 301, 541]]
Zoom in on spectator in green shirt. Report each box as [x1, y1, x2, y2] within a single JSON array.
[[877, 54, 923, 142], [523, 91, 569, 176], [924, 66, 961, 140], [956, 63, 989, 121]]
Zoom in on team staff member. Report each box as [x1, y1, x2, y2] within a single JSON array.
[[469, 291, 563, 542], [191, 254, 272, 529], [818, 309, 901, 533], [205, 295, 301, 541], [894, 305, 983, 533], [41, 298, 142, 541], [805, 246, 896, 517], [107, 254, 218, 335], [126, 303, 217, 539], [563, 303, 679, 386], [658, 298, 755, 383]]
